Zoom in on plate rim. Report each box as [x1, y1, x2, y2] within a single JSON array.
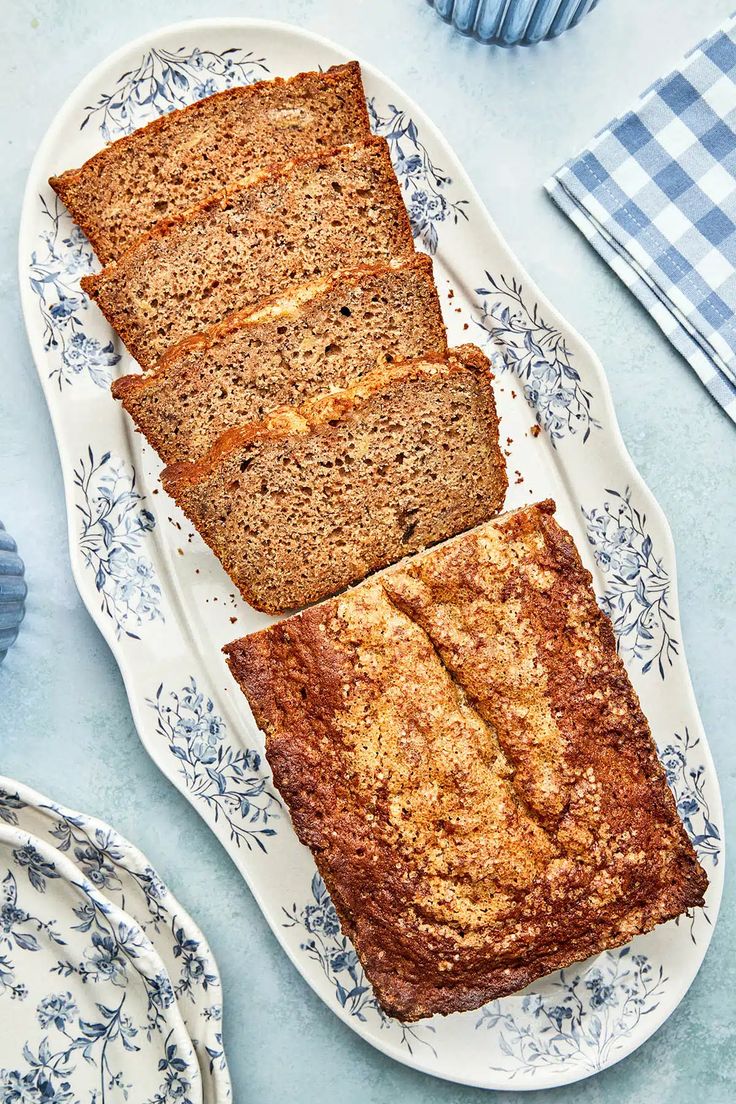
[[0, 818, 204, 1103], [17, 16, 725, 1092], [0, 772, 232, 1103]]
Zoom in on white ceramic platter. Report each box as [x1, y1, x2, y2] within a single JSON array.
[[18, 19, 724, 1091], [0, 776, 231, 1103], [0, 821, 202, 1103]]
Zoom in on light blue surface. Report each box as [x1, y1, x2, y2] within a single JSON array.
[[1, 1, 734, 1100]]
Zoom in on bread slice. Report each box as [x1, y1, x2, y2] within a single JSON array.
[[111, 255, 447, 464], [161, 344, 507, 614], [50, 62, 372, 263], [81, 138, 415, 371], [224, 500, 707, 1022]]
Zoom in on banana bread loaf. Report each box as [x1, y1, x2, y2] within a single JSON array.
[[224, 501, 707, 1022]]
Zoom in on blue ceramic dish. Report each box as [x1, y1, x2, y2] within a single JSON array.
[[0, 521, 27, 660], [430, 0, 601, 46]]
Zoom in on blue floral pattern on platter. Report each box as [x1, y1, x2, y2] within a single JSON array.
[[657, 728, 721, 942], [0, 778, 231, 1101], [476, 946, 666, 1079], [0, 825, 200, 1104], [81, 46, 269, 138], [30, 197, 120, 391], [148, 678, 279, 853], [74, 448, 163, 640], [283, 874, 437, 1058], [659, 729, 721, 869], [368, 98, 468, 254], [582, 487, 679, 678], [473, 273, 601, 443]]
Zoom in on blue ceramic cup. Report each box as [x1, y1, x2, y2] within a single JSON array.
[[0, 522, 26, 661], [430, 0, 600, 46]]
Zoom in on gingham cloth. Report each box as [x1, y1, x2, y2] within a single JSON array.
[[546, 14, 736, 422]]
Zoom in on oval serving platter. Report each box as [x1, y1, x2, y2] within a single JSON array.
[[18, 19, 723, 1091]]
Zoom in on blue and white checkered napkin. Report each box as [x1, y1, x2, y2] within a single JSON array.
[[546, 15, 736, 422]]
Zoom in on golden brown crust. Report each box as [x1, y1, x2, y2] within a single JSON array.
[[224, 502, 707, 1021], [51, 62, 371, 263]]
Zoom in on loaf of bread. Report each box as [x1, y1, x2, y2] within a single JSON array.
[[50, 63, 372, 263], [112, 255, 447, 464], [82, 138, 416, 371], [224, 500, 708, 1022], [161, 344, 507, 613]]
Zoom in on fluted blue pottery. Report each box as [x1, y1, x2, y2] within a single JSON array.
[[0, 521, 27, 661], [429, 0, 600, 45]]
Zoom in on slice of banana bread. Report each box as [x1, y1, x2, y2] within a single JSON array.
[[224, 501, 708, 1022], [111, 255, 447, 464], [161, 344, 507, 613], [50, 62, 372, 263], [82, 137, 415, 371]]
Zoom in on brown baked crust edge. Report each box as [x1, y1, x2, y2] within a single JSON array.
[[110, 253, 439, 406], [160, 343, 495, 498], [223, 500, 708, 1021], [50, 62, 369, 264]]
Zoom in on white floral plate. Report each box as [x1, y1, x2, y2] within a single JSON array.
[[0, 776, 231, 1104], [18, 18, 724, 1092], [0, 821, 202, 1103]]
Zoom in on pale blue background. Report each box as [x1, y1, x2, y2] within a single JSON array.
[[1, 1, 734, 1100]]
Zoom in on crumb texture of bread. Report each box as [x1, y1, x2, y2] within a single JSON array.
[[81, 138, 416, 371], [161, 344, 507, 613], [224, 501, 708, 1022], [50, 63, 372, 263], [112, 255, 447, 463]]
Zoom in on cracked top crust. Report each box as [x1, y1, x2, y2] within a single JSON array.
[[224, 501, 708, 1022]]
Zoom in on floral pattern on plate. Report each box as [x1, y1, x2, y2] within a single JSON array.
[[74, 447, 163, 640], [0, 822, 201, 1104], [0, 777, 231, 1103], [148, 678, 280, 853], [477, 947, 667, 1080], [582, 486, 678, 677], [659, 729, 721, 869], [473, 273, 601, 443], [29, 197, 119, 391], [369, 98, 468, 254], [659, 728, 721, 943], [81, 46, 270, 138], [282, 873, 437, 1058]]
